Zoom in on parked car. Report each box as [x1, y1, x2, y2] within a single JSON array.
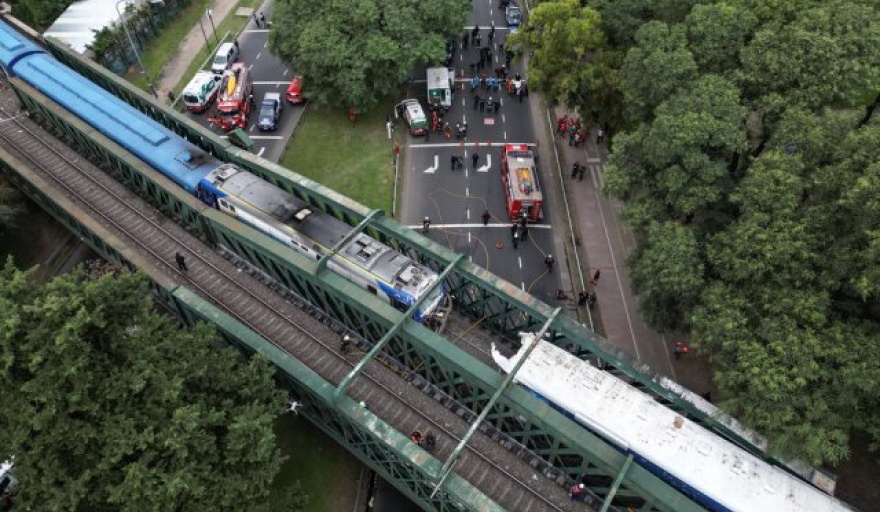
[[181, 71, 223, 112], [211, 42, 240, 75], [286, 75, 305, 104], [258, 92, 283, 131]]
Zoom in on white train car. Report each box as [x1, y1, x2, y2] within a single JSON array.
[[491, 337, 855, 512]]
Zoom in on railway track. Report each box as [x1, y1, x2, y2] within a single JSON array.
[[0, 97, 589, 512]]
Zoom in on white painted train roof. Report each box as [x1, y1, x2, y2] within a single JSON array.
[[491, 336, 854, 512]]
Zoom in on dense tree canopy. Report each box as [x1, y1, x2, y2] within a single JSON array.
[[597, 0, 880, 464], [0, 262, 293, 510], [269, 0, 469, 110]]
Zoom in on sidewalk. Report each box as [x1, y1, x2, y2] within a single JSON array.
[[551, 107, 713, 391], [153, 0, 249, 102]]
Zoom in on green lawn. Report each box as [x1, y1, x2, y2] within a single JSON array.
[[127, 0, 261, 94], [280, 101, 398, 215], [271, 414, 365, 512]]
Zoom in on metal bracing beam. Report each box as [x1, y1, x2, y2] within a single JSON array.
[[317, 209, 380, 272], [431, 308, 561, 497], [600, 454, 634, 512], [333, 254, 463, 403]]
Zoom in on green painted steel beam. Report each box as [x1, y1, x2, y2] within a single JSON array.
[[433, 308, 560, 496], [317, 209, 380, 272], [601, 455, 634, 512], [334, 254, 464, 403]]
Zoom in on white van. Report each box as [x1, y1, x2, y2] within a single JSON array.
[[181, 71, 223, 112], [212, 42, 239, 74]]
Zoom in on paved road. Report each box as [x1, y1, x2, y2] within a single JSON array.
[[179, 6, 305, 162], [399, 2, 561, 304]]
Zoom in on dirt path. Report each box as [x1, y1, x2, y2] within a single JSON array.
[[154, 0, 244, 102]]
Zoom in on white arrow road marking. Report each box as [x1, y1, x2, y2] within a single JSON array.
[[477, 153, 492, 172], [424, 155, 439, 174]]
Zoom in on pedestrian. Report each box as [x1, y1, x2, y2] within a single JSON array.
[[544, 254, 555, 272], [570, 483, 585, 501], [479, 98, 485, 112], [512, 230, 520, 249], [473, 94, 481, 110], [701, 391, 713, 402], [578, 165, 585, 182], [569, 130, 576, 146], [510, 223, 518, 239], [520, 221, 529, 241], [489, 25, 496, 41], [234, 39, 240, 52], [451, 154, 458, 170], [443, 122, 452, 139], [461, 120, 468, 138], [455, 122, 462, 139], [505, 51, 512, 68], [578, 290, 588, 306], [259, 11, 266, 28], [674, 341, 684, 360], [591, 269, 601, 285], [475, 33, 482, 47], [587, 292, 596, 308], [487, 96, 494, 114], [167, 90, 175, 104], [494, 99, 501, 113], [571, 162, 580, 179], [252, 12, 259, 26], [462, 32, 469, 50], [518, 84, 525, 103], [422, 216, 431, 234], [482, 209, 491, 225], [597, 127, 605, 144], [469, 62, 477, 75], [174, 252, 188, 271], [472, 152, 480, 169], [470, 75, 479, 92], [424, 129, 430, 142], [471, 25, 479, 43]]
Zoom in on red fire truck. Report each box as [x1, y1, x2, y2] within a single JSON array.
[[501, 143, 543, 221], [208, 63, 254, 132]]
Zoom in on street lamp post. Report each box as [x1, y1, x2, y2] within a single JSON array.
[[197, 17, 210, 53], [206, 9, 219, 45], [115, 0, 156, 97]]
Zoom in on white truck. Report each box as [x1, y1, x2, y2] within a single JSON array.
[[426, 67, 455, 112]]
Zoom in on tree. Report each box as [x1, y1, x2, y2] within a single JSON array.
[[0, 261, 291, 511], [507, 0, 604, 105], [629, 221, 704, 330], [620, 21, 698, 118], [684, 3, 757, 74], [740, 3, 880, 111], [269, 0, 469, 111]]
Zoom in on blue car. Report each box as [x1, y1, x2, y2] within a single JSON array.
[[506, 4, 522, 27]]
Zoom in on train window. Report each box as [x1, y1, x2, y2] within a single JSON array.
[[367, 285, 377, 295]]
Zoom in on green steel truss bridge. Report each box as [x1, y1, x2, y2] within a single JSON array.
[[0, 32, 826, 512]]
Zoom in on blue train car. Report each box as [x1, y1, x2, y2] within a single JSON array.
[[0, 22, 217, 194], [0, 19, 43, 76]]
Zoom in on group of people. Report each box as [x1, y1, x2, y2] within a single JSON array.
[[472, 94, 502, 114], [252, 11, 267, 28], [509, 214, 531, 249]]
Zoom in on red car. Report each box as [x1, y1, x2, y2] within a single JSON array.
[[286, 75, 305, 104]]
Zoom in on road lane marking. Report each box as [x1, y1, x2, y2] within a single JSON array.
[[255, 51, 262, 60], [405, 223, 553, 229], [249, 135, 285, 140], [424, 154, 439, 173], [410, 142, 536, 148], [467, 209, 470, 220], [254, 81, 291, 85], [477, 153, 492, 172], [465, 186, 470, 196], [518, 257, 522, 269], [257, 147, 266, 157]]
